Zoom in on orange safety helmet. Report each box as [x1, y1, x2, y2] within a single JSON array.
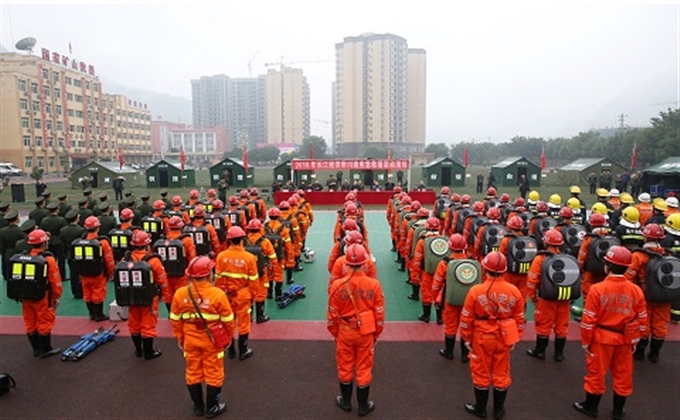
[[288, 196, 299, 206], [472, 201, 485, 213], [27, 229, 50, 245], [451, 193, 461, 203], [441, 186, 450, 195], [246, 219, 263, 231], [228, 195, 239, 206], [500, 193, 511, 204], [345, 192, 356, 201], [207, 188, 216, 197], [185, 256, 215, 278], [604, 246, 632, 267], [250, 187, 260, 196], [168, 216, 184, 230], [227, 226, 246, 239], [535, 201, 548, 213], [192, 206, 206, 218], [120, 208, 134, 221], [417, 208, 430, 218], [506, 215, 524, 231], [279, 200, 290, 210], [130, 230, 152, 247], [394, 186, 402, 193], [401, 196, 412, 205], [345, 203, 358, 216], [486, 187, 497, 197], [239, 189, 249, 199], [84, 216, 101, 230], [345, 244, 368, 266], [514, 197, 525, 207], [542, 229, 564, 246], [482, 251, 507, 274], [448, 233, 467, 251]]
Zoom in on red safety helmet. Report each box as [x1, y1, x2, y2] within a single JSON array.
[[172, 196, 183, 206], [604, 246, 632, 267], [207, 188, 216, 197], [588, 213, 607, 228], [482, 251, 507, 274], [192, 206, 206, 218], [345, 244, 368, 266], [130, 230, 152, 247], [500, 193, 511, 203], [542, 229, 564, 246], [291, 193, 300, 201], [486, 187, 497, 197], [296, 189, 305, 197], [345, 203, 358, 216], [239, 189, 249, 199], [535, 201, 548, 213], [642, 223, 665, 240], [279, 200, 290, 210], [507, 216, 524, 231], [250, 187, 259, 196], [559, 207, 574, 219], [84, 216, 101, 230], [153, 200, 166, 211], [426, 217, 440, 231], [342, 218, 358, 232], [410, 200, 422, 212], [345, 192, 356, 201], [189, 189, 199, 199], [344, 230, 364, 245], [472, 201, 485, 213], [487, 207, 501, 220], [120, 208, 134, 221], [451, 193, 461, 203], [514, 197, 525, 207], [227, 226, 246, 239], [212, 199, 224, 211], [448, 233, 467, 251], [460, 194, 471, 204], [268, 207, 281, 218], [401, 196, 412, 205], [168, 216, 184, 230], [441, 186, 450, 195], [27, 229, 50, 245], [288, 196, 299, 206], [394, 186, 402, 193], [185, 256, 215, 278], [227, 195, 238, 206], [417, 208, 430, 218], [246, 219, 263, 230]]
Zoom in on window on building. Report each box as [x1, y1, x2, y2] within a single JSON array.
[[20, 98, 28, 110], [59, 156, 67, 168], [53, 72, 60, 83], [34, 119, 42, 129], [31, 83, 38, 93], [25, 156, 33, 169], [85, 81, 90, 90], [65, 76, 72, 85], [56, 105, 62, 115], [45, 104, 52, 114], [23, 136, 31, 147], [37, 157, 44, 168], [56, 121, 63, 131], [36, 136, 43, 147], [74, 95, 82, 103], [78, 140, 85, 148], [196, 136, 205, 152], [58, 138, 64, 148], [67, 93, 73, 100], [42, 68, 49, 79], [206, 135, 215, 151], [68, 109, 74, 117], [18, 79, 27, 91], [46, 120, 52, 130], [69, 124, 75, 132], [93, 82, 99, 91], [47, 137, 53, 147], [43, 86, 50, 97], [21, 117, 29, 128], [54, 88, 61, 99], [75, 110, 83, 118], [73, 79, 82, 87], [32, 101, 40, 111]]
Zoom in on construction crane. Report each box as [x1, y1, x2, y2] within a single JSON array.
[[264, 57, 334, 70], [247, 51, 259, 78]]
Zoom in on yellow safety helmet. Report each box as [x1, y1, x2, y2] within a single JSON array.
[[622, 206, 640, 224], [591, 202, 608, 215], [653, 198, 669, 212], [549, 194, 562, 206], [570, 185, 582, 194], [596, 188, 609, 198], [528, 190, 540, 202], [666, 213, 680, 231], [567, 197, 581, 210], [619, 193, 634, 204]]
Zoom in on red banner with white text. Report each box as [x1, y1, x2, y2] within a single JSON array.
[[291, 159, 409, 171]]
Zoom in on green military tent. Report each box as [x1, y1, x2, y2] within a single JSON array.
[[491, 157, 541, 187], [210, 157, 254, 189], [70, 161, 140, 189], [642, 156, 680, 197], [145, 160, 196, 188], [420, 157, 466, 188], [273, 159, 312, 186], [557, 158, 626, 186]]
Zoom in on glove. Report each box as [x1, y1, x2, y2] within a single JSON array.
[[209, 251, 216, 259], [465, 342, 473, 352]]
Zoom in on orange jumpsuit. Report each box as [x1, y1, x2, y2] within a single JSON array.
[[265, 219, 295, 273], [404, 218, 427, 260], [214, 244, 259, 335], [328, 271, 385, 387], [191, 219, 220, 256], [127, 249, 170, 337], [23, 249, 63, 334], [329, 257, 377, 292], [163, 230, 197, 304], [528, 250, 570, 338], [398, 214, 416, 259], [625, 246, 671, 339], [577, 231, 608, 301], [250, 196, 267, 222], [280, 211, 301, 258], [460, 275, 525, 389], [170, 280, 235, 387], [410, 232, 439, 302], [328, 241, 372, 273], [432, 251, 470, 337], [334, 215, 369, 247], [172, 205, 191, 225], [635, 203, 653, 226], [580, 274, 647, 397], [300, 198, 314, 226], [665, 207, 679, 218], [498, 233, 529, 298], [293, 208, 309, 244], [462, 214, 482, 246], [245, 232, 279, 302], [81, 232, 115, 305]]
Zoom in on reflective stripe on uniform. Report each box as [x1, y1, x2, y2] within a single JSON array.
[[217, 271, 258, 281], [170, 312, 229, 321]]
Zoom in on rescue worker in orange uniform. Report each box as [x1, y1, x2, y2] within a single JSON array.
[[238, 189, 256, 221], [625, 223, 670, 363], [126, 230, 170, 360], [329, 218, 359, 272], [460, 252, 525, 420], [328, 244, 385, 417], [151, 199, 170, 237], [163, 216, 197, 312], [279, 200, 301, 284], [118, 208, 137, 231], [187, 189, 200, 207], [208, 199, 228, 253], [498, 216, 530, 298], [635, 192, 653, 225], [386, 186, 403, 250], [443, 193, 462, 237], [296, 189, 314, 227], [410, 217, 442, 323], [20, 229, 63, 357], [526, 229, 570, 362], [577, 213, 611, 303], [574, 246, 647, 420], [527, 201, 549, 237], [215, 226, 259, 360], [473, 207, 503, 261], [389, 193, 409, 251], [190, 206, 221, 257], [403, 207, 430, 266], [80, 216, 115, 322], [432, 233, 472, 362], [329, 231, 377, 291], [249, 188, 267, 222], [170, 256, 235, 419], [169, 195, 191, 225], [245, 219, 278, 324], [462, 201, 486, 246], [398, 201, 422, 262], [264, 207, 294, 300], [288, 195, 309, 271], [664, 196, 679, 217]]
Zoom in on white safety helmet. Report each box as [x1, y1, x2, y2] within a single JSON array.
[[609, 189, 620, 198], [300, 248, 316, 263], [667, 197, 679, 208], [638, 192, 651, 203]]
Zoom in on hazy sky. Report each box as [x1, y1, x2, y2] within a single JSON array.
[[1, 1, 678, 144]]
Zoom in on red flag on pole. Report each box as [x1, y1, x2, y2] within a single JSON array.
[[69, 42, 73, 54], [243, 144, 248, 173], [463, 147, 469, 168], [308, 143, 314, 160], [118, 147, 124, 169], [630, 143, 638, 170], [179, 145, 185, 171], [387, 148, 392, 173], [540, 145, 547, 171]]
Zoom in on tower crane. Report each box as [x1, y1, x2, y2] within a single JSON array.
[[247, 51, 259, 78]]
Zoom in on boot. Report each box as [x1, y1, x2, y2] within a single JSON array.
[[336, 382, 353, 411], [439, 336, 455, 360], [294, 257, 304, 272], [187, 384, 205, 417], [612, 393, 626, 420], [86, 301, 95, 320], [206, 385, 227, 418], [238, 334, 253, 360], [256, 302, 270, 324], [418, 304, 431, 323], [572, 392, 601, 418], [407, 284, 420, 301], [227, 339, 236, 359], [633, 338, 648, 361], [27, 332, 41, 357], [93, 303, 108, 322], [143, 337, 162, 360], [554, 337, 566, 362], [286, 268, 294, 284], [493, 388, 507, 420], [460, 338, 470, 363], [394, 254, 402, 263], [526, 335, 549, 360], [131, 334, 143, 358], [390, 240, 397, 252], [38, 333, 61, 358], [274, 282, 283, 301], [648, 338, 664, 363], [356, 385, 375, 417], [165, 302, 171, 314], [267, 282, 273, 299], [435, 306, 443, 325], [464, 387, 489, 418], [398, 259, 406, 272]]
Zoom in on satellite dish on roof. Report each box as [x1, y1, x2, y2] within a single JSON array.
[[15, 37, 37, 53]]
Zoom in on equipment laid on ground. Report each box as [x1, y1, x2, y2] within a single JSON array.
[[61, 326, 119, 361], [277, 284, 306, 308], [300, 248, 316, 263], [108, 299, 129, 321], [0, 373, 16, 396]]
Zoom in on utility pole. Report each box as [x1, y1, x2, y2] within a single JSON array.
[[617, 113, 628, 130]]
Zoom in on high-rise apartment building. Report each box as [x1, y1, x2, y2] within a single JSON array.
[[334, 33, 426, 157], [265, 66, 310, 144]]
